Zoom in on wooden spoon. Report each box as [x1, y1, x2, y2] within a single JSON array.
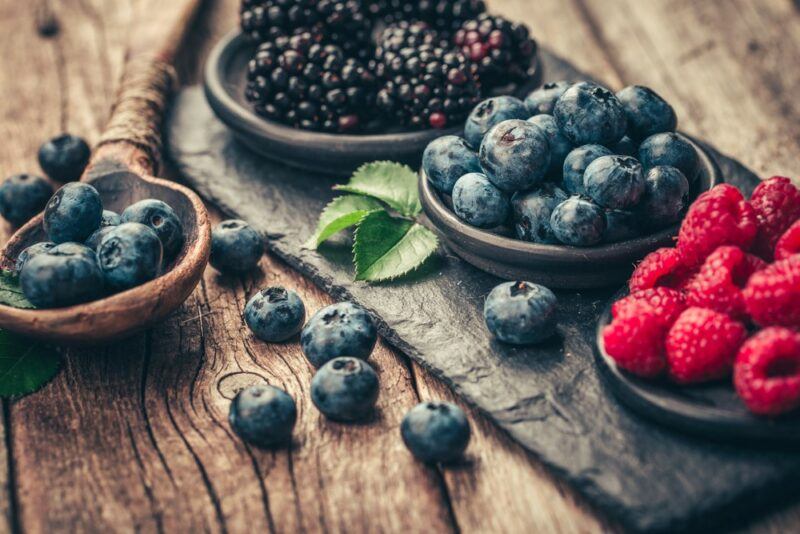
[[0, 0, 211, 344]]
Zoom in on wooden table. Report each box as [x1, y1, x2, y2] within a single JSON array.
[[0, 0, 798, 531]]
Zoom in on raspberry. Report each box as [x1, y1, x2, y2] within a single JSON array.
[[775, 219, 800, 261], [743, 255, 800, 328], [602, 302, 668, 378], [676, 184, 758, 267], [612, 287, 686, 325], [628, 247, 695, 293], [750, 176, 800, 259], [665, 307, 747, 384], [734, 327, 800, 416], [684, 246, 767, 319]]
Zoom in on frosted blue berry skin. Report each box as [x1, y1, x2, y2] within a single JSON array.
[[638, 132, 699, 182], [511, 183, 568, 243], [550, 197, 606, 246], [452, 173, 510, 229], [37, 134, 91, 183], [311, 357, 379, 422], [553, 82, 627, 146], [524, 81, 570, 116], [603, 209, 639, 243], [0, 174, 54, 226], [20, 243, 104, 308], [97, 223, 163, 291], [100, 210, 121, 227], [484, 281, 558, 345], [479, 119, 551, 192], [527, 114, 572, 176], [245, 286, 306, 343], [43, 182, 103, 244], [85, 210, 122, 250], [15, 242, 56, 273], [583, 155, 645, 209], [229, 384, 297, 448], [464, 96, 529, 149], [616, 85, 677, 141], [211, 219, 264, 273], [301, 302, 377, 368], [561, 144, 613, 196], [401, 402, 471, 464], [637, 166, 690, 229], [613, 136, 638, 157], [422, 136, 481, 195], [122, 199, 184, 259]]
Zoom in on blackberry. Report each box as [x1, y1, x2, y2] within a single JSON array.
[[245, 33, 376, 133], [366, 1, 487, 38], [375, 21, 445, 59]]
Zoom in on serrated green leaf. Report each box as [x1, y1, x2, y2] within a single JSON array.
[[335, 161, 422, 217], [353, 211, 439, 282], [0, 331, 61, 397], [0, 270, 35, 309], [304, 195, 384, 249]]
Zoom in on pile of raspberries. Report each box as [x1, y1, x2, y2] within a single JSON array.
[[602, 176, 800, 416]]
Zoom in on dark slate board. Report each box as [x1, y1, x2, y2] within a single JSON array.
[[166, 50, 800, 533]]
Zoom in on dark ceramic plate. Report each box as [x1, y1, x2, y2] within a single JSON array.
[[594, 289, 800, 444], [203, 30, 542, 176], [419, 134, 721, 289]]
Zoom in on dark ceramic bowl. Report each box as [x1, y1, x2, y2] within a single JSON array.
[[203, 30, 542, 176], [419, 135, 721, 289]]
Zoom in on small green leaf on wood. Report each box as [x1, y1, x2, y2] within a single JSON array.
[[0, 331, 61, 397], [0, 270, 35, 309], [335, 161, 422, 217], [353, 210, 438, 282], [304, 195, 384, 249]]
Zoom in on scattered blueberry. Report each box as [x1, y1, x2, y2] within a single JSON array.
[[301, 302, 377, 368], [122, 199, 184, 259], [85, 210, 122, 251], [422, 136, 482, 194], [524, 81, 571, 116], [210, 219, 264, 274], [311, 357, 380, 422], [0, 174, 54, 226], [479, 119, 550, 192], [636, 166, 690, 229], [616, 85, 677, 141], [20, 242, 104, 308], [37, 134, 91, 183], [229, 384, 297, 448], [561, 144, 612, 195], [527, 114, 572, 176], [484, 281, 558, 345], [603, 209, 639, 243], [245, 286, 306, 342], [15, 242, 56, 273], [401, 402, 471, 464], [464, 96, 529, 149], [583, 155, 645, 209], [550, 197, 606, 246], [612, 136, 637, 157], [97, 223, 163, 291], [553, 82, 627, 146], [43, 182, 103, 243], [511, 183, 568, 243], [638, 132, 699, 180], [452, 173, 510, 228]]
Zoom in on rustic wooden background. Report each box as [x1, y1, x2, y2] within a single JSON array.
[[0, 0, 799, 532]]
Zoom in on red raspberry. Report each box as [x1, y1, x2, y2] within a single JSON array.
[[750, 176, 800, 259], [684, 246, 767, 319], [774, 219, 800, 261], [734, 327, 800, 416], [677, 184, 758, 267], [665, 307, 747, 384], [629, 248, 695, 293], [612, 287, 686, 325], [602, 302, 668, 378], [743, 255, 800, 328]]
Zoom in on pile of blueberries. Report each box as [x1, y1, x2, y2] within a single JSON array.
[[423, 81, 701, 246]]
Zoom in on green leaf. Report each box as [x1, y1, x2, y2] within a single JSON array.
[[353, 211, 439, 282], [304, 195, 384, 249], [335, 161, 422, 217], [0, 331, 61, 397], [0, 271, 35, 309]]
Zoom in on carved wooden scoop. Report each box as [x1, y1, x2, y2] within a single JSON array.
[[0, 0, 211, 344]]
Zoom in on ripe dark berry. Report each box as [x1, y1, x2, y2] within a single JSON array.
[[401, 402, 471, 464], [245, 286, 306, 342], [97, 223, 163, 292], [44, 182, 103, 244], [229, 384, 297, 447], [211, 219, 265, 273], [37, 134, 91, 183], [301, 302, 378, 368], [20, 243, 104, 308], [0, 174, 53, 226], [15, 242, 56, 273], [311, 357, 380, 422], [121, 199, 185, 260], [484, 281, 558, 345]]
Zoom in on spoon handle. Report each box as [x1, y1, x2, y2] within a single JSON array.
[[87, 0, 205, 179]]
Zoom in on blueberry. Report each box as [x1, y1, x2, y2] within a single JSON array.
[[636, 166, 690, 229], [550, 197, 607, 246], [511, 183, 568, 243], [85, 210, 122, 250], [122, 199, 184, 259], [97, 223, 163, 291], [561, 144, 613, 195], [401, 402, 471, 464], [616, 85, 677, 141], [583, 155, 645, 209], [229, 384, 297, 448], [301, 302, 377, 368], [43, 182, 103, 243], [422, 136, 481, 195], [211, 219, 264, 273], [553, 82, 627, 146], [479, 119, 550, 192], [484, 281, 558, 344], [452, 173, 510, 229], [604, 209, 639, 243], [15, 242, 56, 273], [245, 286, 306, 342], [464, 96, 529, 149], [0, 174, 54, 226], [527, 114, 572, 176], [20, 242, 103, 308], [638, 132, 700, 181], [524, 81, 571, 116], [613, 136, 638, 157], [37, 134, 91, 183], [310, 357, 379, 422]]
